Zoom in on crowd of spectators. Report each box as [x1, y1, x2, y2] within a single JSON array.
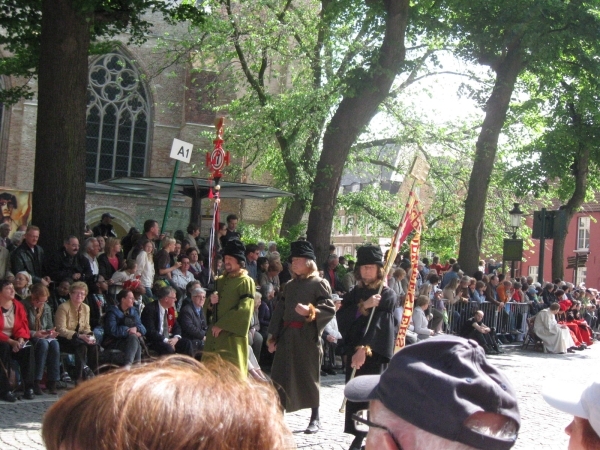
[[0, 213, 295, 400], [1, 211, 599, 404]]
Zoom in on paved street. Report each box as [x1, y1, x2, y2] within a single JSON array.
[[1, 342, 597, 449]]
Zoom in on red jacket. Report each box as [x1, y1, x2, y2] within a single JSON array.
[[0, 299, 30, 341]]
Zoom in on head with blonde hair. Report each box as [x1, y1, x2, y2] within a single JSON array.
[[290, 257, 319, 280], [43, 355, 293, 450], [104, 237, 121, 257], [69, 281, 89, 295], [416, 295, 430, 308], [161, 236, 176, 252], [30, 283, 50, 299]]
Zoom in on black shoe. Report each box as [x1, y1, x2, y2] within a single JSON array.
[[33, 381, 44, 396], [23, 388, 35, 400], [498, 336, 510, 345], [82, 366, 95, 380], [0, 391, 17, 403], [567, 348, 576, 353], [320, 370, 328, 376], [576, 345, 586, 351], [324, 368, 337, 375], [305, 419, 320, 434]]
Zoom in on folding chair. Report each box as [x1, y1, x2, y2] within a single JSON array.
[[522, 316, 545, 352]]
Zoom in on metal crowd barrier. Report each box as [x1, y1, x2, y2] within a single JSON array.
[[441, 301, 530, 339]]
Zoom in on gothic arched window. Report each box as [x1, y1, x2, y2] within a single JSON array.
[[86, 52, 150, 183]]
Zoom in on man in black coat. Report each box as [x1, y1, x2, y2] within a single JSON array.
[[92, 213, 118, 238], [45, 236, 93, 283], [178, 287, 208, 357], [337, 245, 397, 450], [10, 226, 50, 285], [141, 286, 193, 356]]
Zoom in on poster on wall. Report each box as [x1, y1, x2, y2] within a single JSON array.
[[0, 188, 32, 234]]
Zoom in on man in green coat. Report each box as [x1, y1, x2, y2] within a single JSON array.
[[204, 239, 255, 377]]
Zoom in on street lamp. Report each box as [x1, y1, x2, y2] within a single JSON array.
[[509, 203, 524, 239], [503, 202, 524, 279]]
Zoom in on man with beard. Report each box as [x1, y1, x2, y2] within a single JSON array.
[[336, 244, 398, 450], [267, 240, 336, 434], [204, 239, 255, 376]]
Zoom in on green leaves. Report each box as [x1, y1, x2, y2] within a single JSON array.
[[0, 0, 205, 104]]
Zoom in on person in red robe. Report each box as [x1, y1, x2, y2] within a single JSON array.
[[557, 296, 591, 347]]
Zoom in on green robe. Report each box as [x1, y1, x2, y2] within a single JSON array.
[[204, 271, 255, 376]]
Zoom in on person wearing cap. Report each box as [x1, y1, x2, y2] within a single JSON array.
[[93, 213, 118, 238], [336, 244, 397, 450], [267, 240, 336, 434], [543, 380, 600, 449], [344, 335, 521, 450], [204, 239, 255, 377]]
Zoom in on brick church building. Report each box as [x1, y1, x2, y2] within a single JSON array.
[[0, 16, 279, 238]]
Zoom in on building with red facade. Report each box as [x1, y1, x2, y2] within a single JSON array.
[[520, 195, 599, 288]]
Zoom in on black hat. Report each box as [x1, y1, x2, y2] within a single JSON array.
[[344, 336, 520, 450], [356, 245, 383, 267], [223, 239, 246, 263], [102, 212, 115, 219], [290, 240, 316, 261]]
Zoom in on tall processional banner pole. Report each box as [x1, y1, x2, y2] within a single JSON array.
[[339, 154, 429, 413]]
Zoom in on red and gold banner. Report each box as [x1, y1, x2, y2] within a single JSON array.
[[395, 230, 421, 352]]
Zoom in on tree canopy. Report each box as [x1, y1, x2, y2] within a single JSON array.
[[0, 0, 204, 253]]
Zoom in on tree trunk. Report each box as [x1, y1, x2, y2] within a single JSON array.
[[280, 197, 307, 237], [551, 104, 590, 281], [551, 227, 568, 282], [457, 46, 523, 276], [32, 0, 90, 255], [306, 0, 410, 265], [279, 124, 322, 237]]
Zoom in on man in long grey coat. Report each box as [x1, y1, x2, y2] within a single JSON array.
[[268, 240, 335, 434]]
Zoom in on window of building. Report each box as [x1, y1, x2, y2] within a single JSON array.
[[346, 216, 355, 235], [577, 217, 590, 250], [336, 216, 345, 236], [575, 267, 586, 287], [86, 52, 150, 183], [528, 266, 538, 280]]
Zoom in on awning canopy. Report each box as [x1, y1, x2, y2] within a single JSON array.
[[101, 176, 294, 200]]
